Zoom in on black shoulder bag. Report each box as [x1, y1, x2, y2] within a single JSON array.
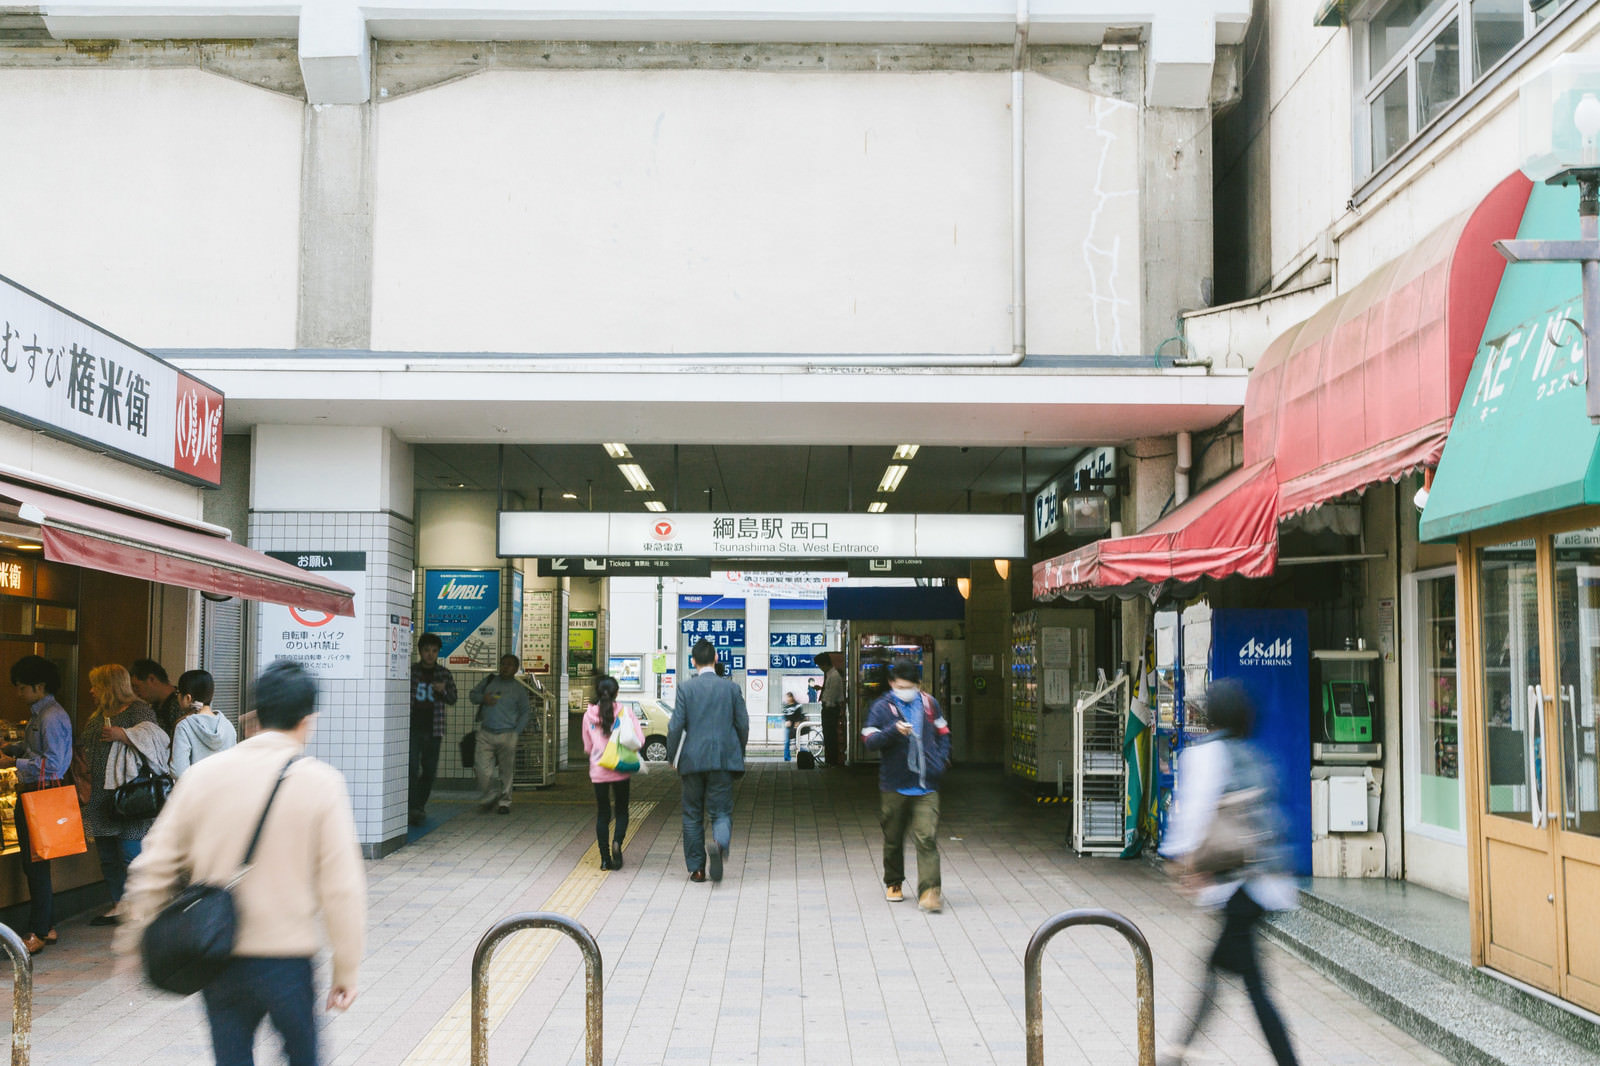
[[112, 748, 175, 822], [142, 755, 302, 995]]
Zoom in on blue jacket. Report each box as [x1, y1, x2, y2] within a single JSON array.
[[862, 690, 950, 793], [668, 669, 749, 774]]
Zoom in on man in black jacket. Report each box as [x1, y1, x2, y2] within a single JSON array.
[[861, 661, 950, 912], [409, 632, 457, 826]]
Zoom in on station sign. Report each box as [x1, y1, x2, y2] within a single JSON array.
[[0, 273, 224, 485], [536, 557, 712, 577], [500, 512, 1023, 560]]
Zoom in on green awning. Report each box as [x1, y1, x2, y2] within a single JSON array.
[[1420, 183, 1600, 541]]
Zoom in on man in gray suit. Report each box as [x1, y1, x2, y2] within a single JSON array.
[[668, 639, 749, 883]]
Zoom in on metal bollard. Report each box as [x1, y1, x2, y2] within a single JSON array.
[[471, 912, 601, 1066], [0, 924, 32, 1066], [1025, 908, 1154, 1066]]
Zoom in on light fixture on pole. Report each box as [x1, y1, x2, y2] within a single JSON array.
[[994, 559, 1011, 580], [1500, 54, 1600, 423]]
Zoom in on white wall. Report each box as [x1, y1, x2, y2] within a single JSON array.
[[0, 69, 301, 350], [250, 426, 412, 513], [371, 69, 1140, 356], [415, 491, 500, 569]]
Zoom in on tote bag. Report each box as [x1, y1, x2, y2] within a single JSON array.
[[20, 784, 87, 860], [598, 719, 641, 775]]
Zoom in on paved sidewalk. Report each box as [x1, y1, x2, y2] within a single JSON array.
[[4, 763, 1447, 1066]]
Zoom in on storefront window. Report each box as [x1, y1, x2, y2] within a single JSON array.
[[1409, 569, 1462, 835], [1478, 543, 1541, 823], [1552, 529, 1600, 836]]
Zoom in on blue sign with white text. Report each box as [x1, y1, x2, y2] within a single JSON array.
[[423, 569, 501, 669], [680, 618, 746, 647]]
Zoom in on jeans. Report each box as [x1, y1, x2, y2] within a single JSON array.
[[680, 770, 733, 872], [13, 806, 53, 935], [880, 790, 941, 895], [1177, 887, 1299, 1066], [202, 956, 318, 1066], [474, 728, 520, 807], [409, 729, 442, 813], [822, 705, 844, 766], [95, 835, 142, 903], [594, 780, 631, 856]]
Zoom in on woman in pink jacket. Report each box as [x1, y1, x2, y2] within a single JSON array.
[[582, 675, 638, 870]]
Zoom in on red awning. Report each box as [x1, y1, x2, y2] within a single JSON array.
[[0, 476, 355, 617], [1033, 460, 1278, 599], [1243, 171, 1532, 518]]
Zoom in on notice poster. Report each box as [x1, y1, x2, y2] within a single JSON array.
[[522, 589, 555, 675], [423, 569, 501, 669], [569, 611, 598, 676], [388, 614, 411, 680], [510, 569, 524, 666], [609, 654, 644, 691], [260, 552, 366, 680]]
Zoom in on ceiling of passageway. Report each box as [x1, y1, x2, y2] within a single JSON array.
[[415, 442, 1077, 514]]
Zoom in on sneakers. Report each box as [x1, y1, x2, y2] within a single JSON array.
[[918, 888, 943, 913], [497, 804, 511, 815], [708, 843, 724, 883], [885, 884, 905, 903]]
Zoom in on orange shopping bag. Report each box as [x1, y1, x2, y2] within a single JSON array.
[[20, 785, 87, 861]]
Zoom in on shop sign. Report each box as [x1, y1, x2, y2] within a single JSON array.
[[679, 618, 746, 648], [260, 552, 366, 680], [712, 571, 844, 596], [771, 627, 827, 670], [521, 589, 555, 675], [500, 512, 1022, 559], [568, 610, 598, 675], [0, 274, 224, 486], [423, 569, 501, 669], [1033, 476, 1069, 541], [1468, 297, 1583, 423], [0, 556, 33, 597]]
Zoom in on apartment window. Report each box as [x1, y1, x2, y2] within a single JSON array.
[[1357, 0, 1572, 175]]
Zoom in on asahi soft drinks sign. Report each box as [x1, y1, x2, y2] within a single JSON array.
[[0, 273, 224, 485]]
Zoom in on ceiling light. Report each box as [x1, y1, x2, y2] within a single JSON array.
[[603, 443, 633, 459], [15, 543, 40, 551], [994, 559, 1011, 580], [892, 444, 920, 461], [956, 577, 971, 599], [645, 501, 667, 512], [878, 465, 909, 493], [868, 501, 888, 513], [617, 463, 654, 492], [561, 491, 579, 500]]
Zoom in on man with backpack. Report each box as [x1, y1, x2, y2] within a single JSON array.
[[861, 660, 951, 913]]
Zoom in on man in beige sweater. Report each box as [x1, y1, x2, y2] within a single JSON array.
[[115, 660, 366, 1066]]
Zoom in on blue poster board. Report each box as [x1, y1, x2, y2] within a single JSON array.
[[510, 569, 524, 665], [1210, 609, 1312, 877], [423, 569, 502, 668]]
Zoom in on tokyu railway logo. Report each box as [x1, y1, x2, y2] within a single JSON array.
[[1237, 637, 1293, 667], [437, 577, 491, 601]]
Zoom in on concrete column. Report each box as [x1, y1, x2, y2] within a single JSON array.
[[249, 425, 414, 856], [297, 102, 375, 349], [1140, 106, 1215, 354]]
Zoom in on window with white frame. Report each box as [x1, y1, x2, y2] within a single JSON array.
[[1356, 0, 1573, 176], [1404, 567, 1466, 841]]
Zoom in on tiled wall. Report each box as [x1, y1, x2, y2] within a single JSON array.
[[249, 509, 414, 855]]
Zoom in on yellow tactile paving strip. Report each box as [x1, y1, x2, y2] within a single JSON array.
[[402, 800, 655, 1066]]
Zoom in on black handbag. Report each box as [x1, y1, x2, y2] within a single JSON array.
[[141, 755, 301, 995], [112, 751, 174, 822]]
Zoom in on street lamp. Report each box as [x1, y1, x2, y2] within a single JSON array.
[[1498, 54, 1600, 423]]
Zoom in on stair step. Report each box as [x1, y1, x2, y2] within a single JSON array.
[[1263, 906, 1600, 1066], [1294, 886, 1600, 1054]]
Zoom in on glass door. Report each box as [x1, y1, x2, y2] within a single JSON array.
[[1475, 539, 1560, 990], [1549, 529, 1600, 1011]]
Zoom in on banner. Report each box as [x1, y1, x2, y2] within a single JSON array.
[[423, 569, 501, 669], [260, 552, 366, 680]]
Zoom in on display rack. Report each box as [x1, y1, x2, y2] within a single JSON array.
[[1008, 608, 1097, 794], [1072, 675, 1129, 855], [513, 677, 557, 788], [1010, 612, 1039, 781]]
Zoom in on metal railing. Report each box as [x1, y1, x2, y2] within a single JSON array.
[[471, 912, 601, 1066], [0, 925, 32, 1065], [1025, 908, 1154, 1066]]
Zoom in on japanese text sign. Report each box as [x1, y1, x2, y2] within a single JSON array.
[[0, 274, 224, 485], [259, 552, 366, 680]]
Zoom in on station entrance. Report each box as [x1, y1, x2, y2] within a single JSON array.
[[404, 441, 1119, 793]]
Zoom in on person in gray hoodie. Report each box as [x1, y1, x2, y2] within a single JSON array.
[[171, 669, 238, 776]]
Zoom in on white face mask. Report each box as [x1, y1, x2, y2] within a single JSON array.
[[892, 686, 919, 702]]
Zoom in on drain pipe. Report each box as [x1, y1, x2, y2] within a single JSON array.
[[1011, 0, 1029, 362], [1174, 431, 1193, 507]]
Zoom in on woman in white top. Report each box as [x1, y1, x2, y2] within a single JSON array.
[[171, 669, 238, 776], [1160, 678, 1300, 1066]]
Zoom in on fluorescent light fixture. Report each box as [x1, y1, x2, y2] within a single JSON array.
[[561, 491, 579, 500], [617, 463, 655, 492], [644, 501, 667, 512], [892, 444, 920, 460], [868, 501, 888, 513], [878, 465, 909, 493], [603, 443, 632, 459]]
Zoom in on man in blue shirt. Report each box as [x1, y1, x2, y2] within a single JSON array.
[[861, 661, 951, 912], [470, 655, 532, 814]]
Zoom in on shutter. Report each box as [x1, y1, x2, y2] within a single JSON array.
[[200, 595, 246, 728]]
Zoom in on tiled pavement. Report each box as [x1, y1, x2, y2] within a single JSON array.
[[2, 762, 1450, 1066]]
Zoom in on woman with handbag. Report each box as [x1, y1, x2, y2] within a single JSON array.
[[1159, 679, 1300, 1066], [4, 655, 75, 954], [81, 663, 161, 927], [582, 675, 640, 871]]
